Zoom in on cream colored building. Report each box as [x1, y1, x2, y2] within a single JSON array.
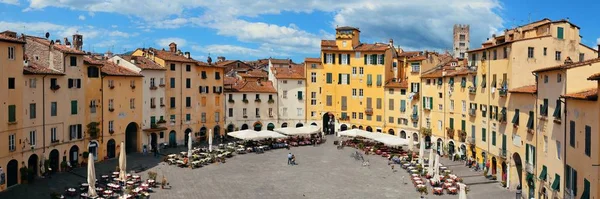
[[268, 61, 306, 128], [224, 77, 278, 131]]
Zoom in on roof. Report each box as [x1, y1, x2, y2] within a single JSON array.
[[321, 40, 338, 49], [354, 43, 389, 52], [336, 26, 359, 31], [121, 55, 165, 70], [26, 36, 86, 55], [398, 51, 421, 58], [305, 57, 321, 63], [238, 69, 267, 78], [84, 56, 104, 65], [509, 85, 537, 94], [407, 55, 427, 61], [446, 68, 472, 76], [227, 79, 277, 93], [272, 64, 305, 79], [101, 61, 143, 77], [588, 73, 600, 80], [467, 35, 551, 53], [144, 48, 196, 63], [0, 31, 26, 43], [421, 70, 444, 78], [561, 88, 598, 101], [23, 62, 64, 75], [224, 76, 237, 85], [215, 60, 237, 67], [384, 80, 408, 88], [270, 58, 293, 65], [533, 57, 600, 73]]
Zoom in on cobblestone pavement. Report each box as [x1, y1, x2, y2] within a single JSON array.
[[0, 135, 516, 199]]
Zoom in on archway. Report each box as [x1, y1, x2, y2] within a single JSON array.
[[491, 157, 497, 176], [6, 159, 18, 187], [184, 128, 192, 146], [296, 123, 303, 127], [359, 126, 363, 130], [388, 129, 395, 135], [150, 133, 157, 152], [267, 123, 275, 131], [253, 122, 262, 131], [448, 141, 455, 156], [425, 136, 432, 149], [107, 139, 116, 159], [27, 154, 39, 177], [227, 124, 235, 133], [168, 131, 177, 147], [311, 122, 317, 126], [49, 149, 59, 173], [436, 138, 443, 154], [88, 141, 99, 161], [412, 133, 419, 142], [214, 126, 221, 142], [125, 122, 139, 153], [351, 125, 357, 129], [200, 127, 207, 139], [281, 123, 288, 128], [366, 126, 373, 132], [340, 124, 348, 131], [460, 144, 467, 160], [241, 124, 249, 130], [69, 145, 79, 165], [322, 112, 335, 135], [400, 131, 406, 139], [481, 152, 487, 170]]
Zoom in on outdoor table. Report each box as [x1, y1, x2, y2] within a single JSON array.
[[407, 166, 415, 170], [440, 166, 447, 171], [95, 187, 103, 192], [168, 154, 176, 158], [446, 179, 454, 183], [444, 183, 453, 189], [133, 187, 142, 194], [80, 193, 88, 198], [448, 187, 458, 194], [103, 190, 113, 197], [416, 184, 426, 189], [180, 152, 187, 156], [112, 171, 119, 176], [132, 175, 140, 182], [126, 181, 135, 187], [120, 194, 133, 199], [101, 175, 109, 180], [141, 183, 149, 190], [176, 160, 184, 165], [433, 187, 444, 195], [412, 177, 420, 181], [402, 163, 410, 169], [449, 174, 458, 180], [126, 174, 132, 178], [410, 169, 418, 174], [414, 180, 423, 185], [67, 188, 76, 195], [411, 174, 419, 178], [148, 179, 155, 187]]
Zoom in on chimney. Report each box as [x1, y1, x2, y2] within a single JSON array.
[[207, 56, 212, 65], [64, 37, 70, 47], [217, 56, 225, 62], [184, 52, 191, 59], [72, 34, 83, 51], [55, 39, 61, 45], [169, 42, 177, 53], [389, 38, 394, 46]]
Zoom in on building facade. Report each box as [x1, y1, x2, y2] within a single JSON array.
[[224, 77, 278, 132], [268, 60, 306, 128], [453, 24, 470, 59]]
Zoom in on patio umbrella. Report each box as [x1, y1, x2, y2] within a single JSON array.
[[432, 154, 441, 184], [458, 182, 467, 199], [427, 147, 435, 177], [418, 138, 425, 164], [87, 153, 98, 197], [188, 132, 193, 159], [408, 136, 414, 151], [40, 158, 45, 176], [208, 129, 213, 153], [118, 141, 127, 181]]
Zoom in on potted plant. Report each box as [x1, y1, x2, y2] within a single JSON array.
[[417, 186, 428, 198], [87, 122, 100, 139], [358, 143, 365, 150], [419, 127, 432, 137]]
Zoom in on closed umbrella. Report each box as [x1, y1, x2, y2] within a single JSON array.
[[418, 138, 425, 164], [118, 141, 127, 182], [408, 136, 414, 151], [427, 147, 435, 177], [432, 154, 441, 184], [208, 129, 213, 153], [87, 153, 98, 197], [187, 132, 193, 159], [458, 182, 467, 199]]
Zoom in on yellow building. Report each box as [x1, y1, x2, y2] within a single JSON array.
[[83, 56, 105, 159], [132, 44, 224, 147], [99, 61, 143, 158], [306, 26, 393, 135], [305, 58, 323, 126], [0, 31, 26, 190]]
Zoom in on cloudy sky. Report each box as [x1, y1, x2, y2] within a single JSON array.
[[0, 0, 598, 62]]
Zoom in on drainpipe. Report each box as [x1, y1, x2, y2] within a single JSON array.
[[561, 70, 568, 198], [42, 75, 47, 154], [531, 71, 539, 191], [101, 73, 105, 144]]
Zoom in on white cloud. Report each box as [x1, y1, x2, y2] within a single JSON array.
[[0, 0, 19, 5], [78, 15, 86, 20], [156, 37, 187, 48], [597, 37, 600, 45], [192, 44, 288, 58], [108, 30, 131, 38]]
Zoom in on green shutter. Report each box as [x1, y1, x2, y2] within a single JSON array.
[[338, 54, 342, 64], [346, 74, 350, 84], [553, 99, 561, 118], [71, 100, 77, 115], [347, 54, 351, 65], [557, 27, 564, 39], [381, 54, 385, 64], [186, 114, 191, 121], [338, 73, 342, 84], [423, 97, 426, 109], [364, 54, 367, 65], [429, 97, 433, 110], [326, 73, 332, 83], [482, 128, 486, 141], [532, 146, 536, 165], [527, 111, 534, 129], [492, 131, 496, 146], [526, 144, 530, 162], [376, 75, 382, 86], [449, 118, 454, 129], [297, 91, 303, 100], [332, 53, 336, 64], [461, 120, 466, 131], [151, 116, 156, 124], [502, 134, 507, 150], [8, 105, 16, 122], [367, 75, 372, 85], [512, 109, 519, 124], [400, 100, 406, 112]]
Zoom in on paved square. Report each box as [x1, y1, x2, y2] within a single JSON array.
[[0, 136, 515, 199]]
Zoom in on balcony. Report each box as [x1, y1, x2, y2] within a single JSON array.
[[159, 83, 166, 87], [160, 104, 165, 107], [150, 104, 156, 109], [469, 109, 476, 116], [130, 85, 136, 89], [339, 116, 350, 121], [365, 108, 373, 115], [228, 99, 235, 103], [255, 98, 261, 103], [50, 84, 60, 91], [525, 163, 534, 173], [458, 130, 467, 142], [108, 108, 115, 112], [268, 99, 275, 104], [498, 148, 507, 158], [499, 88, 508, 97], [150, 85, 158, 90], [242, 99, 249, 103], [468, 86, 477, 94], [411, 114, 419, 121], [446, 128, 455, 139]]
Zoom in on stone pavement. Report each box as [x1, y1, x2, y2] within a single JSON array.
[[0, 136, 516, 199]]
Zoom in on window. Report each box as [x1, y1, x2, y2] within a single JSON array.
[[269, 108, 274, 117], [355, 52, 361, 58], [401, 89, 406, 95], [359, 67, 364, 75], [311, 63, 317, 68], [215, 112, 220, 122], [311, 92, 316, 105], [8, 134, 15, 151], [326, 73, 332, 84], [376, 115, 382, 122], [481, 74, 486, 88], [29, 78, 37, 88], [526, 144, 536, 165], [186, 78, 191, 88], [201, 113, 206, 122], [544, 136, 548, 152], [543, 47, 547, 56], [201, 96, 207, 107], [557, 27, 564, 39], [376, 98, 382, 109], [326, 95, 332, 106], [170, 63, 175, 71], [243, 108, 247, 117], [201, 71, 207, 79], [297, 108, 303, 116], [579, 53, 585, 62], [492, 131, 496, 146], [311, 72, 316, 83], [29, 103, 36, 119], [341, 54, 348, 65], [359, 89, 364, 97], [450, 100, 454, 111], [186, 97, 191, 107], [366, 74, 372, 86], [527, 47, 534, 58], [503, 47, 508, 59], [8, 77, 15, 89], [462, 100, 466, 113], [87, 66, 99, 78], [7, 46, 15, 59], [411, 63, 420, 72], [352, 89, 357, 97], [352, 67, 357, 75], [570, 121, 575, 147], [492, 50, 497, 60], [541, 98, 548, 116], [482, 128, 487, 142], [255, 108, 260, 118], [358, 113, 363, 119], [389, 99, 394, 110], [108, 121, 114, 132], [282, 108, 287, 117], [557, 74, 562, 82], [411, 83, 420, 93], [130, 98, 135, 109], [585, 125, 591, 156], [29, 130, 36, 145], [377, 54, 384, 65], [69, 124, 82, 140], [170, 78, 175, 88], [228, 108, 233, 117], [325, 53, 333, 64], [556, 141, 562, 160], [282, 80, 287, 84], [50, 127, 57, 142], [160, 97, 164, 106], [170, 97, 176, 108], [71, 100, 78, 115], [170, 115, 176, 123], [70, 56, 77, 66], [555, 51, 561, 61], [283, 91, 288, 99], [215, 72, 221, 80]]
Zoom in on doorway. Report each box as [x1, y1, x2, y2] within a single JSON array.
[[125, 122, 139, 153], [107, 139, 116, 159], [27, 154, 39, 178], [6, 159, 18, 187]]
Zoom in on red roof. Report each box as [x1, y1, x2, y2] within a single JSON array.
[[26, 36, 85, 55], [533, 57, 600, 73], [122, 55, 165, 70], [101, 62, 143, 77], [272, 64, 305, 79], [84, 56, 104, 65], [227, 79, 277, 93], [238, 69, 267, 78], [398, 51, 421, 58], [354, 43, 389, 51], [509, 85, 537, 94], [23, 62, 64, 75], [561, 88, 598, 101], [407, 55, 427, 61], [0, 31, 25, 43], [305, 57, 321, 63], [270, 58, 294, 65], [384, 80, 408, 88]]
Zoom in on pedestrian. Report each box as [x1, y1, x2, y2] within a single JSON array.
[[143, 145, 148, 155], [291, 154, 296, 165], [287, 153, 292, 165]]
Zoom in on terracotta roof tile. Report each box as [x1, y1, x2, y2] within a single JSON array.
[[224, 77, 237, 85], [23, 62, 64, 75], [305, 57, 321, 63], [561, 88, 598, 101], [533, 57, 600, 73], [122, 55, 165, 70], [398, 51, 421, 58], [354, 43, 389, 51], [26, 36, 85, 55], [238, 69, 267, 78], [270, 58, 294, 65], [227, 79, 276, 93], [84, 56, 104, 65], [421, 70, 444, 78], [407, 55, 427, 61], [145, 48, 196, 63], [446, 68, 472, 76], [384, 80, 408, 88], [321, 40, 337, 47], [272, 64, 305, 79], [0, 31, 25, 43], [588, 73, 600, 80], [101, 62, 143, 77], [216, 60, 237, 67], [509, 85, 537, 94]]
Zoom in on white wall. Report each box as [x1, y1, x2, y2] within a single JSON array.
[[225, 92, 279, 131], [277, 79, 306, 127]]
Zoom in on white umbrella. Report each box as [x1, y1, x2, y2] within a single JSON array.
[[432, 154, 441, 184], [40, 158, 45, 175], [87, 153, 98, 197], [418, 137, 425, 164], [408, 136, 414, 151], [427, 147, 435, 177], [458, 182, 467, 199], [118, 141, 127, 181], [187, 132, 193, 159], [208, 129, 213, 153]]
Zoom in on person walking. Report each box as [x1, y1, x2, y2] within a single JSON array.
[[287, 153, 292, 165]]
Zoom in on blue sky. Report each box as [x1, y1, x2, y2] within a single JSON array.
[[0, 0, 598, 62]]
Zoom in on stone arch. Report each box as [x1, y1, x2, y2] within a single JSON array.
[[296, 123, 304, 127], [106, 139, 116, 159], [267, 123, 275, 131], [184, 128, 193, 146], [365, 126, 373, 132], [281, 123, 288, 128], [125, 122, 139, 153], [253, 122, 262, 131], [69, 145, 79, 164], [27, 154, 39, 177], [241, 124, 249, 130], [388, 129, 395, 135], [6, 159, 18, 187], [400, 131, 406, 139], [340, 124, 348, 131], [351, 125, 357, 129]]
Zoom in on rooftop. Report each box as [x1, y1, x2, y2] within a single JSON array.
[[271, 64, 305, 79], [509, 85, 537, 94], [561, 88, 598, 101], [304, 57, 321, 63], [101, 61, 143, 77], [23, 62, 64, 75], [0, 31, 26, 44], [121, 55, 165, 70], [588, 73, 600, 80], [238, 69, 268, 78], [226, 79, 277, 93], [384, 80, 408, 88], [533, 57, 600, 73], [336, 26, 360, 31], [26, 36, 86, 55]]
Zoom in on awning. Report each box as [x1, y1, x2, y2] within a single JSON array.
[[539, 165, 547, 181], [550, 174, 560, 191]]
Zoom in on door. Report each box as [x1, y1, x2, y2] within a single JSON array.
[[69, 145, 79, 165], [6, 160, 18, 187], [150, 133, 157, 150], [49, 149, 59, 173], [169, 131, 177, 147], [107, 139, 116, 158], [27, 154, 38, 178]]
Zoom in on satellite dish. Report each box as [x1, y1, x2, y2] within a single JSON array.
[[45, 32, 50, 39]]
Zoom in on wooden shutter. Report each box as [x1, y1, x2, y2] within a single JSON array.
[[347, 54, 351, 65], [77, 79, 81, 88], [346, 74, 350, 84], [338, 73, 342, 84], [338, 54, 342, 64], [429, 97, 433, 110], [68, 79, 73, 88], [364, 54, 367, 65], [381, 54, 385, 64], [332, 53, 336, 64]]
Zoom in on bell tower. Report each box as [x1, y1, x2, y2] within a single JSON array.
[[335, 26, 360, 50]]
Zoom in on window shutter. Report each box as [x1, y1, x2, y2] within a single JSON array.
[[364, 54, 367, 65], [423, 97, 426, 109], [525, 144, 529, 162], [77, 79, 81, 88], [416, 83, 420, 92], [323, 53, 327, 62], [573, 170, 577, 194], [347, 54, 351, 65], [68, 79, 73, 88], [400, 100, 406, 112], [410, 83, 414, 93], [8, 105, 15, 122], [77, 124, 82, 139], [429, 97, 433, 110], [338, 54, 342, 64], [371, 54, 377, 65], [338, 73, 342, 84], [346, 74, 350, 84], [332, 53, 336, 64], [381, 54, 385, 64], [532, 146, 536, 164]]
